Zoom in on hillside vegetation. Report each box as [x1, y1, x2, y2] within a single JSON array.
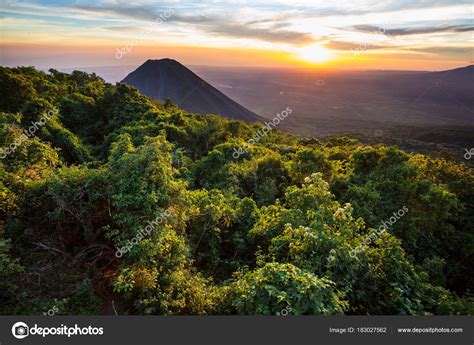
[[1, 66, 473, 315]]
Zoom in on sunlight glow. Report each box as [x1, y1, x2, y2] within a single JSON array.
[[296, 44, 333, 63]]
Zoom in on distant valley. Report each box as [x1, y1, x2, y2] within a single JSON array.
[[192, 65, 474, 135]]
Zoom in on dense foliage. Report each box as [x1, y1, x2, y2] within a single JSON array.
[[0, 66, 472, 315]]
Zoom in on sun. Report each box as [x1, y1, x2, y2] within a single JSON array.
[[297, 44, 333, 63]]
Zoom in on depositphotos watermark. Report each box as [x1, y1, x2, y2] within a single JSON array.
[[115, 207, 173, 257], [1, 109, 56, 159], [115, 8, 174, 59], [12, 321, 103, 339], [350, 9, 406, 58], [42, 305, 59, 316], [232, 106, 292, 159], [350, 206, 408, 257], [276, 305, 292, 316], [464, 148, 473, 160]]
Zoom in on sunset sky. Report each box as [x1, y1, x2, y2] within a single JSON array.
[[0, 0, 473, 70]]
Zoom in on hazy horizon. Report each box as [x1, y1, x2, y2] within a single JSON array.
[[6, 59, 466, 87]]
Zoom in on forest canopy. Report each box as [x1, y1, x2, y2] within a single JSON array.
[[0, 66, 473, 315]]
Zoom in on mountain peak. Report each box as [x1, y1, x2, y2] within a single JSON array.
[[121, 59, 262, 123], [144, 58, 180, 65], [139, 58, 184, 71]]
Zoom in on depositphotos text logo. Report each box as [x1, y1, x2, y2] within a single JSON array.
[[12, 321, 104, 339]]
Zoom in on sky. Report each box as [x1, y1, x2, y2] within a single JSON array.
[[0, 0, 473, 70]]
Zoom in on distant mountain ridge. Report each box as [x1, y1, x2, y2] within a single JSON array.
[[121, 59, 262, 123], [426, 64, 474, 86]]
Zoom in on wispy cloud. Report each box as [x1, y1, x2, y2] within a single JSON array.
[[324, 40, 388, 51], [206, 23, 315, 45], [409, 46, 474, 57], [351, 24, 474, 35], [71, 4, 315, 45]]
